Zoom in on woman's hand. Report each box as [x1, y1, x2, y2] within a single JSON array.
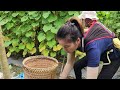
[[59, 76, 67, 79], [59, 74, 67, 79], [59, 52, 76, 79], [86, 66, 99, 79]]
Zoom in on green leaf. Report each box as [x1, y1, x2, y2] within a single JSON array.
[[30, 11, 38, 18], [11, 18, 17, 23], [64, 15, 72, 21], [29, 48, 36, 55], [21, 24, 32, 33], [39, 41, 45, 48], [53, 44, 62, 51], [54, 18, 64, 29], [48, 14, 57, 22], [52, 11, 56, 14], [39, 45, 46, 52], [50, 52, 56, 57], [31, 32, 35, 38], [74, 12, 80, 16], [60, 11, 67, 16], [46, 31, 54, 41], [37, 32, 46, 42], [42, 11, 51, 19], [3, 36, 10, 41], [41, 49, 49, 56], [14, 47, 20, 53], [5, 22, 14, 30], [28, 11, 36, 15], [0, 18, 9, 25], [51, 27, 58, 34], [47, 41, 53, 48], [68, 11, 76, 15], [23, 49, 27, 57], [12, 13, 19, 17], [31, 22, 39, 27], [21, 16, 28, 22], [116, 23, 120, 28], [26, 42, 34, 50], [31, 42, 35, 48], [52, 40, 56, 46], [6, 16, 13, 22], [43, 24, 52, 32], [25, 31, 33, 37], [19, 43, 25, 49], [116, 29, 120, 33], [47, 40, 56, 48], [35, 15, 41, 20], [7, 52, 11, 57], [12, 39, 19, 47], [4, 11, 10, 13], [22, 37, 28, 43], [0, 17, 3, 21], [42, 18, 48, 24], [19, 11, 25, 16], [0, 14, 6, 21], [39, 41, 46, 52], [12, 27, 22, 35], [61, 49, 67, 55], [26, 44, 31, 50], [9, 47, 15, 52], [29, 15, 35, 19], [33, 13, 39, 18], [4, 41, 12, 47]]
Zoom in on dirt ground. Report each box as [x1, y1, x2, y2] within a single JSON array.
[[1, 57, 120, 79], [1, 61, 120, 79]]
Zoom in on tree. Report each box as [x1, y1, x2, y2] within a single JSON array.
[[0, 25, 11, 79]]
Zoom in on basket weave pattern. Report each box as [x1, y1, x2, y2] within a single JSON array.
[[22, 55, 58, 79]]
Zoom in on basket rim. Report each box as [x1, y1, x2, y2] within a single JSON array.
[[22, 55, 58, 71]]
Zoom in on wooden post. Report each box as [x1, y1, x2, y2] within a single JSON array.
[[0, 25, 11, 79]]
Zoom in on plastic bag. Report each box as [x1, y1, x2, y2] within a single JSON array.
[[113, 38, 120, 50]]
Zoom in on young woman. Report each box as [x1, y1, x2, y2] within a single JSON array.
[[56, 16, 120, 79]]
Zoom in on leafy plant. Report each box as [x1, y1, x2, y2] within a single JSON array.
[[0, 11, 119, 61]]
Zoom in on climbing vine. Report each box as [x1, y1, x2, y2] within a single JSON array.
[[0, 11, 80, 59], [0, 11, 119, 59]]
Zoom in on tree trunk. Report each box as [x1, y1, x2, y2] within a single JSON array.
[[0, 26, 11, 79]]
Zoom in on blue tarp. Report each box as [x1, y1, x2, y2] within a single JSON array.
[[12, 72, 24, 79]]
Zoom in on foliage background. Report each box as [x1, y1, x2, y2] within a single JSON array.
[[0, 11, 120, 60]]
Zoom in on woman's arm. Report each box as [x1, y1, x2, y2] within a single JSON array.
[[59, 52, 76, 79], [86, 66, 99, 79]]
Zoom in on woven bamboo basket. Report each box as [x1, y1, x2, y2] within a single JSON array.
[[22, 55, 58, 79]]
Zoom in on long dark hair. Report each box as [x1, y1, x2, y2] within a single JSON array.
[[56, 17, 84, 43]]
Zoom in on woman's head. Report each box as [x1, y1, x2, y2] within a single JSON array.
[[78, 11, 98, 27], [56, 17, 84, 53], [84, 18, 95, 27]]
